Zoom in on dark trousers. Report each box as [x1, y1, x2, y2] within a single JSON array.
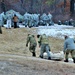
[[14, 22, 17, 28]]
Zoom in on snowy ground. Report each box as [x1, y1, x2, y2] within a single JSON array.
[[0, 25, 75, 75], [37, 24, 75, 62], [37, 24, 75, 39]]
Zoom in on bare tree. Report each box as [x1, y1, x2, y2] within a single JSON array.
[[1, 0, 6, 13], [64, 0, 66, 8]]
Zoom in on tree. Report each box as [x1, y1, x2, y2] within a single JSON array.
[[46, 0, 55, 5], [70, 0, 74, 14], [64, 0, 66, 8], [1, 0, 6, 13], [30, 0, 34, 13], [20, 0, 23, 3]]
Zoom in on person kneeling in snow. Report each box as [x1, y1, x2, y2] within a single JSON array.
[[37, 34, 51, 60]]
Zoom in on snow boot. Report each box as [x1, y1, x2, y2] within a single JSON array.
[[48, 57, 51, 60], [64, 59, 68, 62], [73, 58, 75, 63], [32, 52, 36, 57]]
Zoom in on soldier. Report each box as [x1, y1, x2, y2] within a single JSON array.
[[58, 20, 62, 25], [26, 34, 37, 57], [68, 19, 74, 26], [63, 21, 69, 25], [24, 12, 30, 27], [37, 34, 51, 60], [63, 35, 75, 63], [48, 12, 53, 24], [6, 13, 12, 29], [40, 13, 48, 26]]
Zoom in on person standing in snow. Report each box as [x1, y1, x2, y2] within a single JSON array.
[[68, 19, 73, 26], [26, 34, 37, 57], [63, 35, 75, 63], [37, 34, 51, 60], [13, 14, 18, 28], [6, 14, 12, 29]]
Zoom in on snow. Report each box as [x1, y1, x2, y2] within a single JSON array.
[[37, 24, 75, 39], [43, 51, 64, 60]]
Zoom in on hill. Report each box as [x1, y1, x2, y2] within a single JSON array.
[[0, 27, 75, 75], [0, 27, 64, 56]]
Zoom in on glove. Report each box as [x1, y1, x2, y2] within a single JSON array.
[[26, 44, 28, 47]]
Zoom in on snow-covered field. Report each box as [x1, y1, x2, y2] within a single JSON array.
[[37, 24, 75, 62], [37, 24, 75, 39]]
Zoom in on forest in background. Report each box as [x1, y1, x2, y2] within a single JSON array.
[[0, 0, 74, 22]]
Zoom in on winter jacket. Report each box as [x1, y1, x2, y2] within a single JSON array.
[[38, 34, 49, 45], [26, 34, 37, 45], [64, 38, 75, 51], [13, 16, 18, 22]]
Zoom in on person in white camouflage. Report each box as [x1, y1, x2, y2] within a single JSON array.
[[0, 26, 2, 34]]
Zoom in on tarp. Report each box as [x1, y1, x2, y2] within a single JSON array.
[[43, 51, 64, 60]]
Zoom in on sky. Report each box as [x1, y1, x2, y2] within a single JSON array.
[[37, 24, 75, 39]]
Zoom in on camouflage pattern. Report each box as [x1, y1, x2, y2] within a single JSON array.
[[65, 49, 75, 59], [40, 44, 50, 58], [26, 34, 37, 56], [38, 34, 49, 45], [24, 13, 40, 27], [38, 34, 51, 59]]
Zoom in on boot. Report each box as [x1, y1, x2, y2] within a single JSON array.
[[48, 57, 51, 60], [32, 52, 36, 57], [39, 55, 43, 58], [73, 58, 75, 63], [64, 59, 68, 62]]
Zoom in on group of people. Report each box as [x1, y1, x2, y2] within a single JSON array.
[[26, 34, 75, 63], [23, 12, 53, 27], [0, 14, 18, 34], [58, 19, 75, 26], [6, 14, 18, 29], [26, 34, 51, 60]]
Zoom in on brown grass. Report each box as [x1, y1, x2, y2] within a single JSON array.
[[0, 27, 64, 57], [0, 27, 75, 75]]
